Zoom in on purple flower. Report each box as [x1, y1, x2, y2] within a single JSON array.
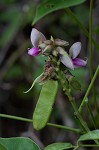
[[28, 28, 46, 56], [60, 42, 87, 70]]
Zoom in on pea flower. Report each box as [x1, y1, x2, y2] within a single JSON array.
[[28, 28, 46, 56], [60, 42, 87, 70]]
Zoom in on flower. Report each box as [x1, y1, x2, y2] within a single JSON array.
[[60, 42, 87, 70], [28, 28, 46, 56]]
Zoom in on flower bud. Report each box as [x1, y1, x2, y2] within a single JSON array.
[[55, 39, 69, 46], [28, 47, 41, 56]]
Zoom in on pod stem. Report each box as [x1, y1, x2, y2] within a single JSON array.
[[0, 113, 32, 122], [47, 123, 82, 134], [0, 113, 82, 134]]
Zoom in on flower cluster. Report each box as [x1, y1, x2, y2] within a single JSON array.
[[28, 28, 87, 70]]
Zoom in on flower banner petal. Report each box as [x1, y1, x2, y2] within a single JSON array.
[[69, 42, 81, 59], [31, 28, 46, 47]]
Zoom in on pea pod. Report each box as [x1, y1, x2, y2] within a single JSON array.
[[33, 80, 58, 130]]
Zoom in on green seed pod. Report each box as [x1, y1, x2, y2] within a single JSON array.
[[33, 80, 58, 130]]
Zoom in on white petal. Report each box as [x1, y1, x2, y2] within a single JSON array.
[[31, 28, 46, 47], [60, 52, 74, 70], [56, 47, 67, 55], [69, 42, 81, 59]]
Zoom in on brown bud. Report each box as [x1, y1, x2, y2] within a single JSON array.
[[55, 39, 69, 46], [44, 40, 53, 45]]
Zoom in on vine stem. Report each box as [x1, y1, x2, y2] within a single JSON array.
[[73, 145, 79, 150], [57, 69, 89, 133], [66, 95, 99, 145], [0, 113, 81, 134], [79, 65, 99, 113], [85, 98, 96, 129], [57, 69, 99, 145], [64, 91, 89, 132], [89, 0, 93, 79], [89, 0, 99, 117], [47, 123, 82, 134], [80, 144, 99, 147], [74, 144, 99, 150], [0, 113, 33, 123]]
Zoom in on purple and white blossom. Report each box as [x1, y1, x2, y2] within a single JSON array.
[[28, 29, 87, 70], [28, 28, 46, 56], [60, 42, 87, 70]]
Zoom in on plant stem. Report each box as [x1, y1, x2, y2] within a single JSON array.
[[65, 8, 99, 50], [0, 113, 33, 122], [47, 123, 82, 134], [0, 113, 82, 134], [73, 145, 79, 150], [80, 144, 99, 147], [57, 70, 99, 145], [89, 0, 93, 79], [57, 70, 89, 132], [74, 144, 99, 150], [64, 91, 89, 132], [85, 98, 97, 129], [79, 65, 99, 113], [89, 0, 99, 118]]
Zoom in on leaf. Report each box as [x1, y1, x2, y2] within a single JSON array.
[[0, 144, 6, 150], [78, 130, 99, 143], [24, 73, 43, 93], [0, 137, 40, 150], [70, 68, 88, 89], [33, 80, 58, 130], [32, 0, 86, 24], [69, 77, 81, 91], [44, 142, 73, 150]]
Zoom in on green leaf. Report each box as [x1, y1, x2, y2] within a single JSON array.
[[78, 130, 99, 143], [69, 77, 82, 91], [70, 68, 88, 89], [33, 80, 58, 130], [44, 142, 73, 150], [0, 144, 6, 150], [0, 137, 40, 150], [32, 0, 86, 24]]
